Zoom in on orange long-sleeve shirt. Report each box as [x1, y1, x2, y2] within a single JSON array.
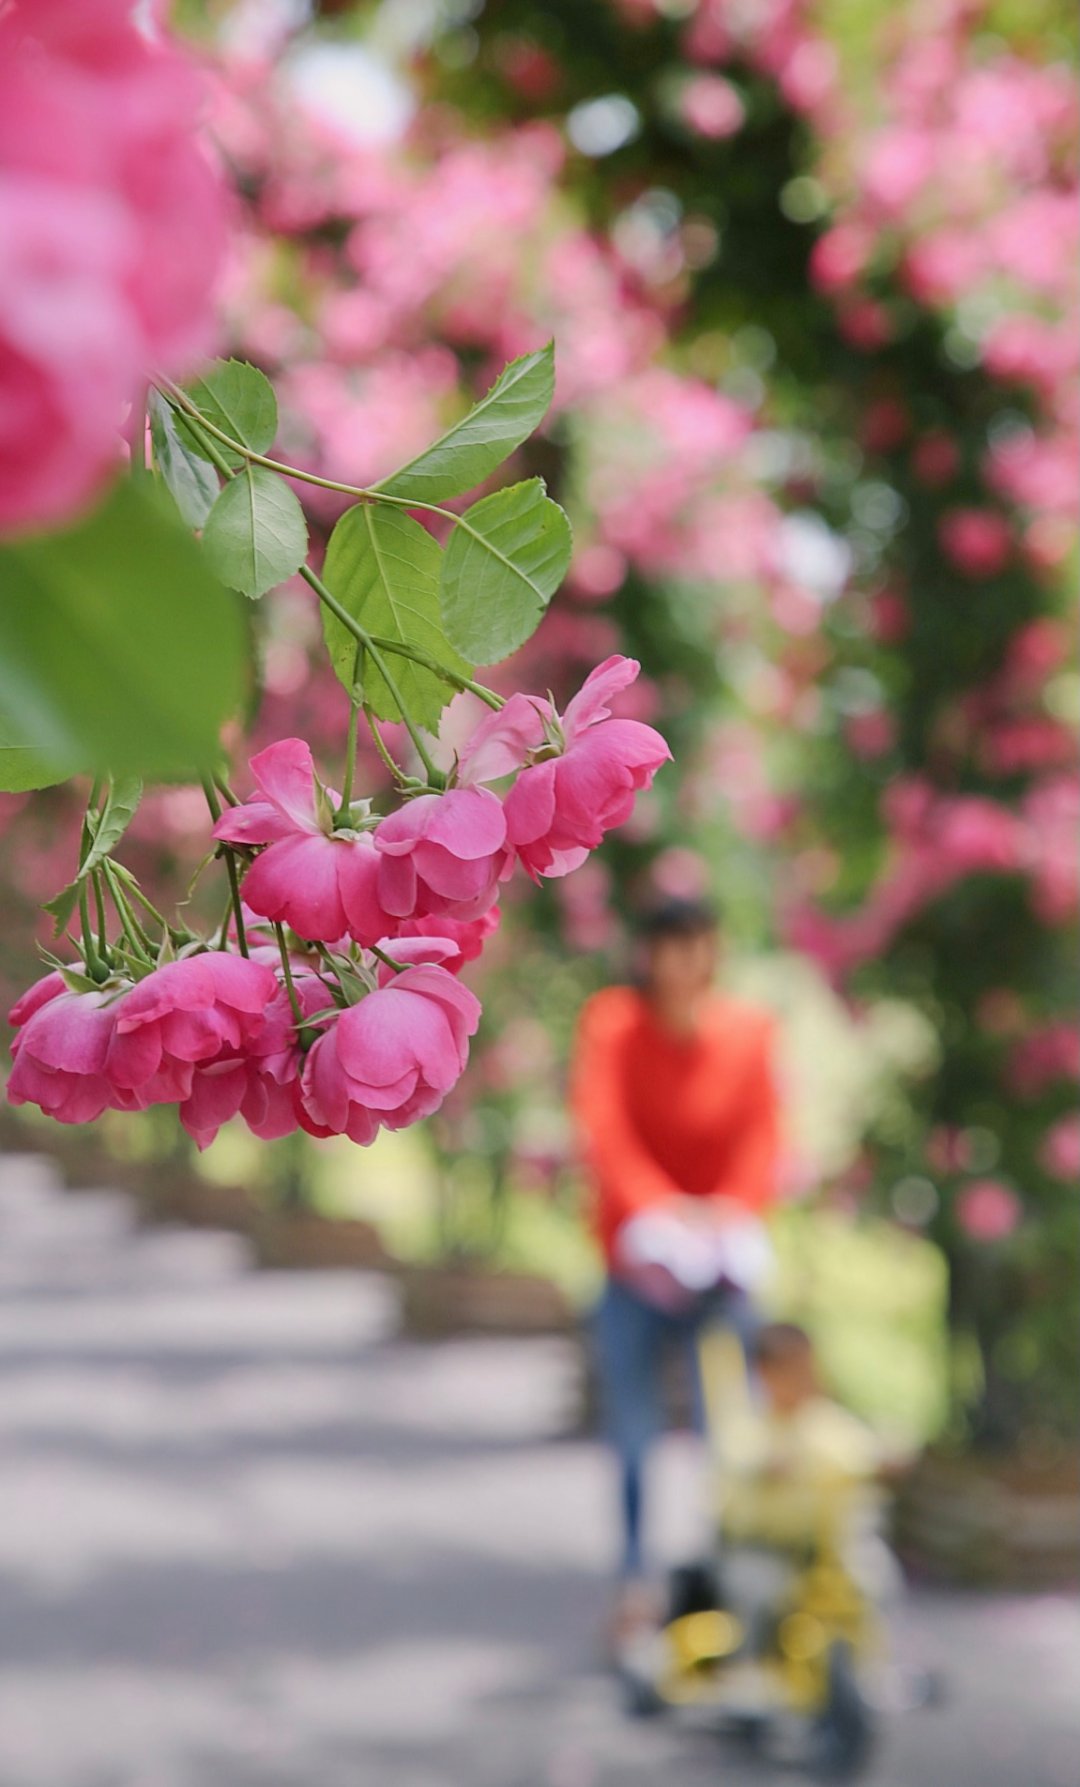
[[571, 986, 780, 1264]]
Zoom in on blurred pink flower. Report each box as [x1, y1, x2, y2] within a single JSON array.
[[0, 0, 227, 533], [679, 75, 745, 140], [956, 1179, 1021, 1242], [911, 431, 959, 487], [860, 397, 909, 454], [1041, 1116, 1080, 1184], [928, 1127, 975, 1176], [845, 709, 896, 759], [939, 508, 1012, 578], [809, 225, 873, 293], [868, 589, 911, 644], [862, 126, 936, 215], [1007, 1024, 1080, 1099]]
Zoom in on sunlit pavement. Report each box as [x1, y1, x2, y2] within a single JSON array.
[[1, 1154, 1077, 1787]]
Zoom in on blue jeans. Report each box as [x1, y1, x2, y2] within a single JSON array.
[[592, 1274, 757, 1579]]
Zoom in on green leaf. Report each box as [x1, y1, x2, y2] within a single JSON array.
[[82, 776, 143, 879], [373, 345, 555, 503], [0, 716, 76, 792], [201, 467, 309, 600], [42, 879, 80, 935], [439, 478, 572, 664], [43, 776, 143, 936], [183, 359, 278, 469], [322, 505, 471, 731], [0, 479, 247, 779], [149, 390, 219, 529]]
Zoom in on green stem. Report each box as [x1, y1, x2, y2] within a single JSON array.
[[338, 648, 361, 815], [76, 784, 108, 978], [78, 882, 107, 980], [201, 776, 249, 957], [117, 873, 190, 946], [369, 942, 407, 975], [273, 922, 304, 1027], [224, 853, 249, 957], [102, 861, 155, 963], [365, 706, 406, 783], [180, 406, 234, 481], [367, 635, 503, 710], [157, 380, 450, 513], [300, 567, 442, 784], [212, 772, 240, 807], [91, 870, 109, 959]]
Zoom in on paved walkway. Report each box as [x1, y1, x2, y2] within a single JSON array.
[[0, 1151, 1077, 1787]]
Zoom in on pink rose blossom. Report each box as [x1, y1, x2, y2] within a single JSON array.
[[392, 908, 501, 975], [179, 956, 327, 1150], [300, 964, 481, 1144], [8, 952, 278, 1125], [459, 656, 671, 879], [373, 789, 509, 923], [7, 972, 133, 1124], [107, 953, 279, 1106], [955, 1179, 1021, 1243], [214, 739, 394, 946]]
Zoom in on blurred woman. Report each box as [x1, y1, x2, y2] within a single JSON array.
[[571, 897, 780, 1631]]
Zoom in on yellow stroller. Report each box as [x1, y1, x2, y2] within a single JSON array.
[[618, 1330, 884, 1779]]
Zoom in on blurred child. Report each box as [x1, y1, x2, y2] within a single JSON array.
[[708, 1322, 900, 1634]]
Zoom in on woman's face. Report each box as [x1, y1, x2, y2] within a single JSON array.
[[644, 929, 719, 1007]]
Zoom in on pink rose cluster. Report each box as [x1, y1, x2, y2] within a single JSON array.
[[7, 658, 669, 1149], [0, 0, 227, 535]]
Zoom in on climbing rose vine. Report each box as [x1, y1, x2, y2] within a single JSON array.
[[0, 4, 669, 1151]]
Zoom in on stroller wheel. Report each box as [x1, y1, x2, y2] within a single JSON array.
[[807, 1642, 876, 1780], [667, 1560, 721, 1622]]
